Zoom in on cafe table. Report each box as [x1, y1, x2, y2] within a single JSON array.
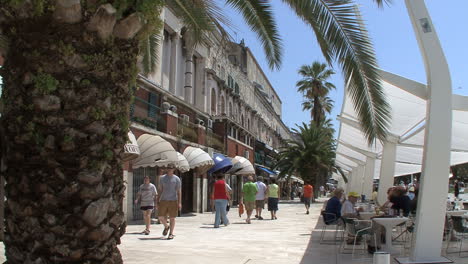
[[372, 217, 409, 253]]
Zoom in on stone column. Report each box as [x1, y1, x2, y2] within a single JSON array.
[[404, 0, 452, 262], [195, 57, 206, 112], [184, 49, 194, 104], [361, 156, 376, 200], [377, 138, 398, 205], [169, 32, 180, 95]]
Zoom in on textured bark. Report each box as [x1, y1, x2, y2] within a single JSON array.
[[0, 10, 139, 264]]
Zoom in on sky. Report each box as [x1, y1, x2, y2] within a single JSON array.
[[224, 0, 468, 137]]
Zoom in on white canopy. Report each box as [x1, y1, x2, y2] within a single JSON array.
[[228, 156, 255, 175], [133, 134, 178, 168], [176, 152, 190, 173], [182, 146, 214, 173], [123, 130, 140, 162], [336, 70, 468, 179]]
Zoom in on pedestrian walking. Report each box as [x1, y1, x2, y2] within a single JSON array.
[[241, 175, 258, 224], [255, 176, 267, 220], [303, 182, 313, 214], [134, 176, 158, 235], [211, 174, 230, 228], [319, 185, 325, 197], [297, 185, 303, 201], [267, 179, 280, 220], [157, 164, 181, 240]]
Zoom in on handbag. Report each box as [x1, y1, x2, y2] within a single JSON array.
[[238, 203, 244, 217], [226, 203, 230, 212]]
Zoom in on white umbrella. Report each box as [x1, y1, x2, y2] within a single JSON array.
[[182, 146, 214, 174], [228, 156, 255, 175], [133, 134, 178, 168], [177, 152, 190, 173], [123, 130, 140, 162]]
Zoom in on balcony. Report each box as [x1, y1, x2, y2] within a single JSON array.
[[177, 120, 199, 143], [206, 130, 225, 152], [130, 97, 161, 130]]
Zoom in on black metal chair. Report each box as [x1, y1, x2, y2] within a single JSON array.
[[319, 211, 344, 244]]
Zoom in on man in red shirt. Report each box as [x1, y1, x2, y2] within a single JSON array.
[[303, 182, 314, 214]]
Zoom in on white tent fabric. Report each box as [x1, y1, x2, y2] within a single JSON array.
[[182, 146, 214, 173], [133, 134, 178, 168], [336, 72, 468, 179], [228, 156, 255, 175], [176, 152, 190, 173], [123, 130, 140, 162]]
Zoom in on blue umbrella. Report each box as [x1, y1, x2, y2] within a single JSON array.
[[207, 153, 233, 174]]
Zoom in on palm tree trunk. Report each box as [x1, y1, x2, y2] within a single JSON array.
[[0, 13, 139, 263]]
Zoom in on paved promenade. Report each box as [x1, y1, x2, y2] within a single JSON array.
[[0, 200, 467, 263], [121, 200, 321, 264]]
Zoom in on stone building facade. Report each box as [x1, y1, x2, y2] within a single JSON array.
[[124, 7, 292, 221]]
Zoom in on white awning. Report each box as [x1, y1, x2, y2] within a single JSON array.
[[290, 176, 304, 184], [228, 156, 255, 175], [182, 146, 214, 174], [133, 134, 178, 168], [336, 71, 468, 179], [177, 152, 190, 173], [123, 130, 140, 162]]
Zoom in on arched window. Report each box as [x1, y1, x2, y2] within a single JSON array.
[[241, 115, 245, 127], [247, 118, 250, 130], [220, 95, 225, 115], [211, 88, 216, 115]]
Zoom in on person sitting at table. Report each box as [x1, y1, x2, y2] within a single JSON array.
[[342, 191, 366, 244], [323, 188, 344, 224], [389, 186, 411, 217], [342, 191, 363, 218], [379, 187, 395, 214]]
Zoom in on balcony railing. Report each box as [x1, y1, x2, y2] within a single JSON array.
[[177, 120, 199, 143], [130, 97, 161, 130], [207, 130, 225, 152]]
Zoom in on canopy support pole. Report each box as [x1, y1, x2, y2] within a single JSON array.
[[362, 156, 375, 200], [377, 138, 397, 205], [397, 0, 452, 263]]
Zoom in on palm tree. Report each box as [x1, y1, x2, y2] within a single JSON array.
[[297, 61, 335, 125], [275, 122, 346, 197], [0, 0, 389, 262], [301, 95, 334, 124]]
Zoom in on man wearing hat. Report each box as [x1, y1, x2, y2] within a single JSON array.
[[342, 191, 365, 244], [341, 191, 363, 218]]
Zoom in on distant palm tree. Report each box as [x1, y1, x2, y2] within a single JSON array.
[[297, 61, 336, 125], [302, 95, 334, 124], [275, 122, 347, 196]]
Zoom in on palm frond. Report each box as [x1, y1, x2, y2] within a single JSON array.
[[283, 0, 391, 144], [372, 0, 392, 8], [140, 34, 160, 75], [168, 0, 219, 47], [226, 0, 283, 70]]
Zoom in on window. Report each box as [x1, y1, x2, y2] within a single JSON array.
[[234, 83, 239, 94], [241, 115, 244, 127], [220, 95, 225, 114], [228, 75, 233, 89], [229, 102, 233, 117], [211, 88, 216, 115], [148, 92, 158, 118], [247, 118, 250, 130]]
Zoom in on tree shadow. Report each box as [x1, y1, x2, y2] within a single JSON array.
[[138, 237, 167, 240]]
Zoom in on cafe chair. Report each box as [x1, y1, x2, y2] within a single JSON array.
[[340, 217, 377, 259], [446, 215, 468, 257], [319, 211, 344, 244]]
